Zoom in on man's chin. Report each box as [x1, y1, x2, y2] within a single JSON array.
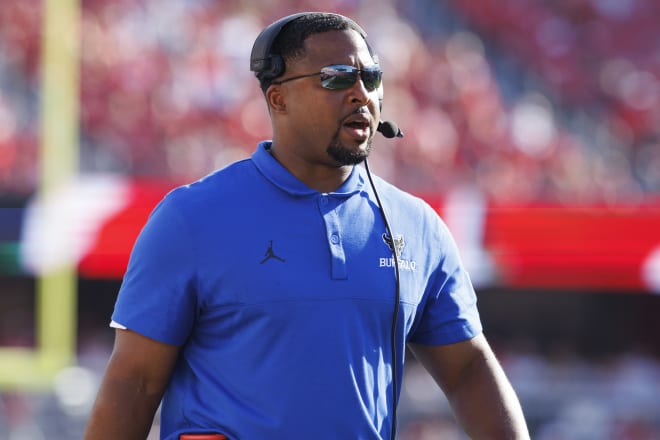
[[327, 141, 371, 166]]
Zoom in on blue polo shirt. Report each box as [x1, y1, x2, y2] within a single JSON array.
[[112, 141, 482, 440]]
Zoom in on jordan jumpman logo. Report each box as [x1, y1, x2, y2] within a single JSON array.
[[260, 240, 285, 264]]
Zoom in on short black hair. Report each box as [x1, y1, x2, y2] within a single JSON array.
[[257, 13, 370, 93]]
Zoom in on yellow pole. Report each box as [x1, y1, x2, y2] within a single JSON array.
[[0, 0, 80, 390], [37, 0, 81, 376]]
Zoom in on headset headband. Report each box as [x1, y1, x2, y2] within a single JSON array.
[[249, 12, 373, 81]]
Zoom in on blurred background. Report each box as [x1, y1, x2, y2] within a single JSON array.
[[1, 0, 659, 438]]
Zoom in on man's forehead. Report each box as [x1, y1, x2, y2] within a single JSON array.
[[300, 30, 373, 63]]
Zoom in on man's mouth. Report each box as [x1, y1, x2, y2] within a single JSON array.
[[342, 116, 372, 139]]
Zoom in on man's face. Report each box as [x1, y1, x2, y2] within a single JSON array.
[[272, 29, 381, 167]]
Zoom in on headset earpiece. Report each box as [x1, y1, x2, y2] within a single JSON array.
[[250, 12, 308, 80], [257, 55, 285, 82]]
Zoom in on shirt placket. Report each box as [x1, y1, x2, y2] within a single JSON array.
[[318, 194, 347, 280]]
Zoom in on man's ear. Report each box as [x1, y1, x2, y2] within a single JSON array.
[[266, 85, 287, 114]]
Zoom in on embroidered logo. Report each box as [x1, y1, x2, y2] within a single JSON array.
[[260, 240, 286, 264], [380, 232, 417, 272], [382, 232, 405, 255]]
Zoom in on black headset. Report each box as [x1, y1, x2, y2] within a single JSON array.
[[249, 13, 371, 80], [250, 13, 403, 439], [250, 13, 369, 75], [249, 11, 403, 138]]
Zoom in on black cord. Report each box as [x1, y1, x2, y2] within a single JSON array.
[[364, 159, 401, 440]]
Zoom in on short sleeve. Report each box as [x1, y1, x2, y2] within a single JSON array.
[[408, 216, 483, 345], [111, 194, 197, 346]]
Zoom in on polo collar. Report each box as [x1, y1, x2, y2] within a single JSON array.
[[251, 141, 365, 197]]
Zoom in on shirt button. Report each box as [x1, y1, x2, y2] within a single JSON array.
[[320, 196, 329, 205], [330, 234, 339, 244]]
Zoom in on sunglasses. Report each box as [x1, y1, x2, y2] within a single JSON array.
[[272, 64, 382, 91]]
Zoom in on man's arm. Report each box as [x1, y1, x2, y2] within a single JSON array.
[[408, 333, 529, 439], [84, 329, 180, 440]]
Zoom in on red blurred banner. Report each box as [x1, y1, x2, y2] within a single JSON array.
[[74, 181, 660, 293], [483, 203, 660, 291], [77, 180, 172, 279]]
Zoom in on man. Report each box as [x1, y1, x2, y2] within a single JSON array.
[[84, 12, 529, 440]]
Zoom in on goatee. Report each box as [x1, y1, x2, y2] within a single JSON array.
[[327, 139, 372, 166]]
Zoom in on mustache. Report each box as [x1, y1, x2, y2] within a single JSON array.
[[341, 107, 375, 127]]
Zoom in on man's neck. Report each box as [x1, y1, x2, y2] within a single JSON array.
[[267, 143, 353, 193]]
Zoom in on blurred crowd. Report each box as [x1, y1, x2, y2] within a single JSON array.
[[398, 349, 660, 439], [0, 0, 658, 203], [2, 341, 659, 439]]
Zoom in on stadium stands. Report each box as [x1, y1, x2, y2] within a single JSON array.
[[0, 0, 658, 202]]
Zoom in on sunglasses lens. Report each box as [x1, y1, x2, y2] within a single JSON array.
[[320, 66, 357, 89], [320, 65, 382, 91], [361, 67, 382, 91]]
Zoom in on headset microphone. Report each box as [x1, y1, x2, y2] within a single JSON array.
[[377, 121, 404, 139]]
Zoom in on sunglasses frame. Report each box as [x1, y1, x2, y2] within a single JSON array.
[[271, 64, 382, 91]]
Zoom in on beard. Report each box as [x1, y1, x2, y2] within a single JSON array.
[[326, 133, 372, 166]]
